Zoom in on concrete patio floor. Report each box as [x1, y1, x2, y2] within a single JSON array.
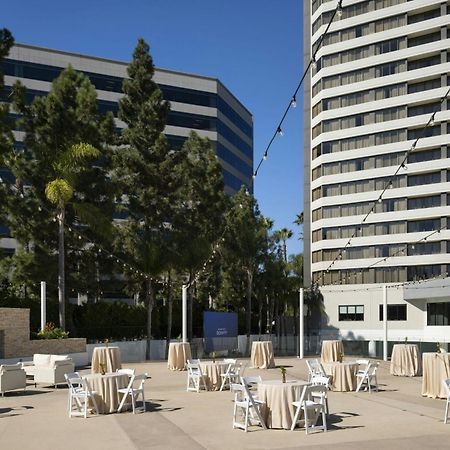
[[1, 356, 449, 449]]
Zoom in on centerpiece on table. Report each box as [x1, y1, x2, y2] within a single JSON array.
[[280, 366, 287, 383], [104, 338, 109, 348], [99, 362, 106, 376], [211, 352, 216, 363], [404, 336, 408, 345], [337, 351, 343, 363]]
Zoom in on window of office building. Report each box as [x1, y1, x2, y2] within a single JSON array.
[[379, 304, 407, 321], [427, 302, 450, 326], [339, 305, 364, 321]]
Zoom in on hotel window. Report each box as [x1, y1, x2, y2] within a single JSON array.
[[339, 305, 364, 321], [408, 148, 441, 163], [408, 195, 441, 210], [408, 78, 441, 94], [408, 31, 441, 48], [407, 265, 442, 281], [427, 302, 450, 326], [408, 218, 440, 233], [407, 171, 441, 187], [379, 304, 407, 321], [408, 241, 441, 256]]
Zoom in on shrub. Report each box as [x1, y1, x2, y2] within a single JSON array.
[[37, 322, 69, 339]]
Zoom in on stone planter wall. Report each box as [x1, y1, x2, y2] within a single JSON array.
[[0, 307, 86, 358]]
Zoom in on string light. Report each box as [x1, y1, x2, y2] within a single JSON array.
[[337, 0, 343, 18], [291, 95, 297, 108], [277, 126, 283, 136]]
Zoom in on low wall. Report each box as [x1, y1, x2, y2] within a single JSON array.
[[87, 339, 167, 363], [0, 307, 86, 359]]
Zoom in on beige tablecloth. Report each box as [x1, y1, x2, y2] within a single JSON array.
[[390, 344, 421, 377], [321, 340, 344, 363], [83, 372, 129, 414], [200, 362, 229, 390], [421, 352, 450, 399], [258, 379, 309, 429], [251, 341, 275, 369], [167, 342, 192, 371], [91, 346, 122, 374], [323, 362, 357, 392]]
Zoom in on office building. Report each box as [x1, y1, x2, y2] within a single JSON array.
[[1, 43, 253, 195]]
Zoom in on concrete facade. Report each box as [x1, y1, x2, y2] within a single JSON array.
[[304, 0, 450, 341]]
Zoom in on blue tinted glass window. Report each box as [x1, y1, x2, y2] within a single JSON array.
[[98, 99, 119, 117], [217, 97, 252, 139], [159, 84, 216, 108], [167, 111, 216, 131], [217, 122, 252, 159], [222, 170, 249, 192], [216, 143, 252, 179]]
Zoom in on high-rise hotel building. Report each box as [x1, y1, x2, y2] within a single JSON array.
[[304, 0, 450, 341]]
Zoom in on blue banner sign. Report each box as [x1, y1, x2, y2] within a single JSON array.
[[203, 311, 238, 353]]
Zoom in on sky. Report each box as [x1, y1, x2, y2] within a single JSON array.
[[4, 0, 304, 255]]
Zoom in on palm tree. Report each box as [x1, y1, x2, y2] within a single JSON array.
[[294, 212, 304, 241], [273, 227, 293, 262], [45, 143, 100, 330]]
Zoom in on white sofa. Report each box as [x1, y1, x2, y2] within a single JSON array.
[[22, 354, 75, 387], [0, 363, 27, 396]]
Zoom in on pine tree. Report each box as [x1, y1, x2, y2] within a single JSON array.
[[4, 66, 115, 328], [222, 187, 270, 352], [0, 28, 15, 254], [113, 38, 178, 359], [171, 131, 226, 340]]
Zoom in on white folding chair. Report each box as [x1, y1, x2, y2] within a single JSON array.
[[220, 361, 242, 391], [118, 373, 148, 413], [356, 362, 379, 393], [355, 359, 370, 376], [306, 359, 326, 381], [291, 384, 327, 434], [442, 379, 450, 424], [186, 361, 207, 392], [65, 374, 98, 418], [310, 375, 330, 414], [116, 368, 135, 377], [241, 376, 262, 390], [231, 383, 266, 432]]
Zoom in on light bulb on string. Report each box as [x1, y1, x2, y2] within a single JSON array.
[[263, 152, 267, 160], [429, 113, 436, 126], [337, 3, 343, 18], [311, 57, 317, 70], [291, 95, 297, 108], [277, 126, 283, 136]]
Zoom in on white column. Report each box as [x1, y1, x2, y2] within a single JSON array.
[[182, 284, 188, 343], [299, 288, 304, 359], [40, 281, 46, 331], [383, 284, 388, 361]]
